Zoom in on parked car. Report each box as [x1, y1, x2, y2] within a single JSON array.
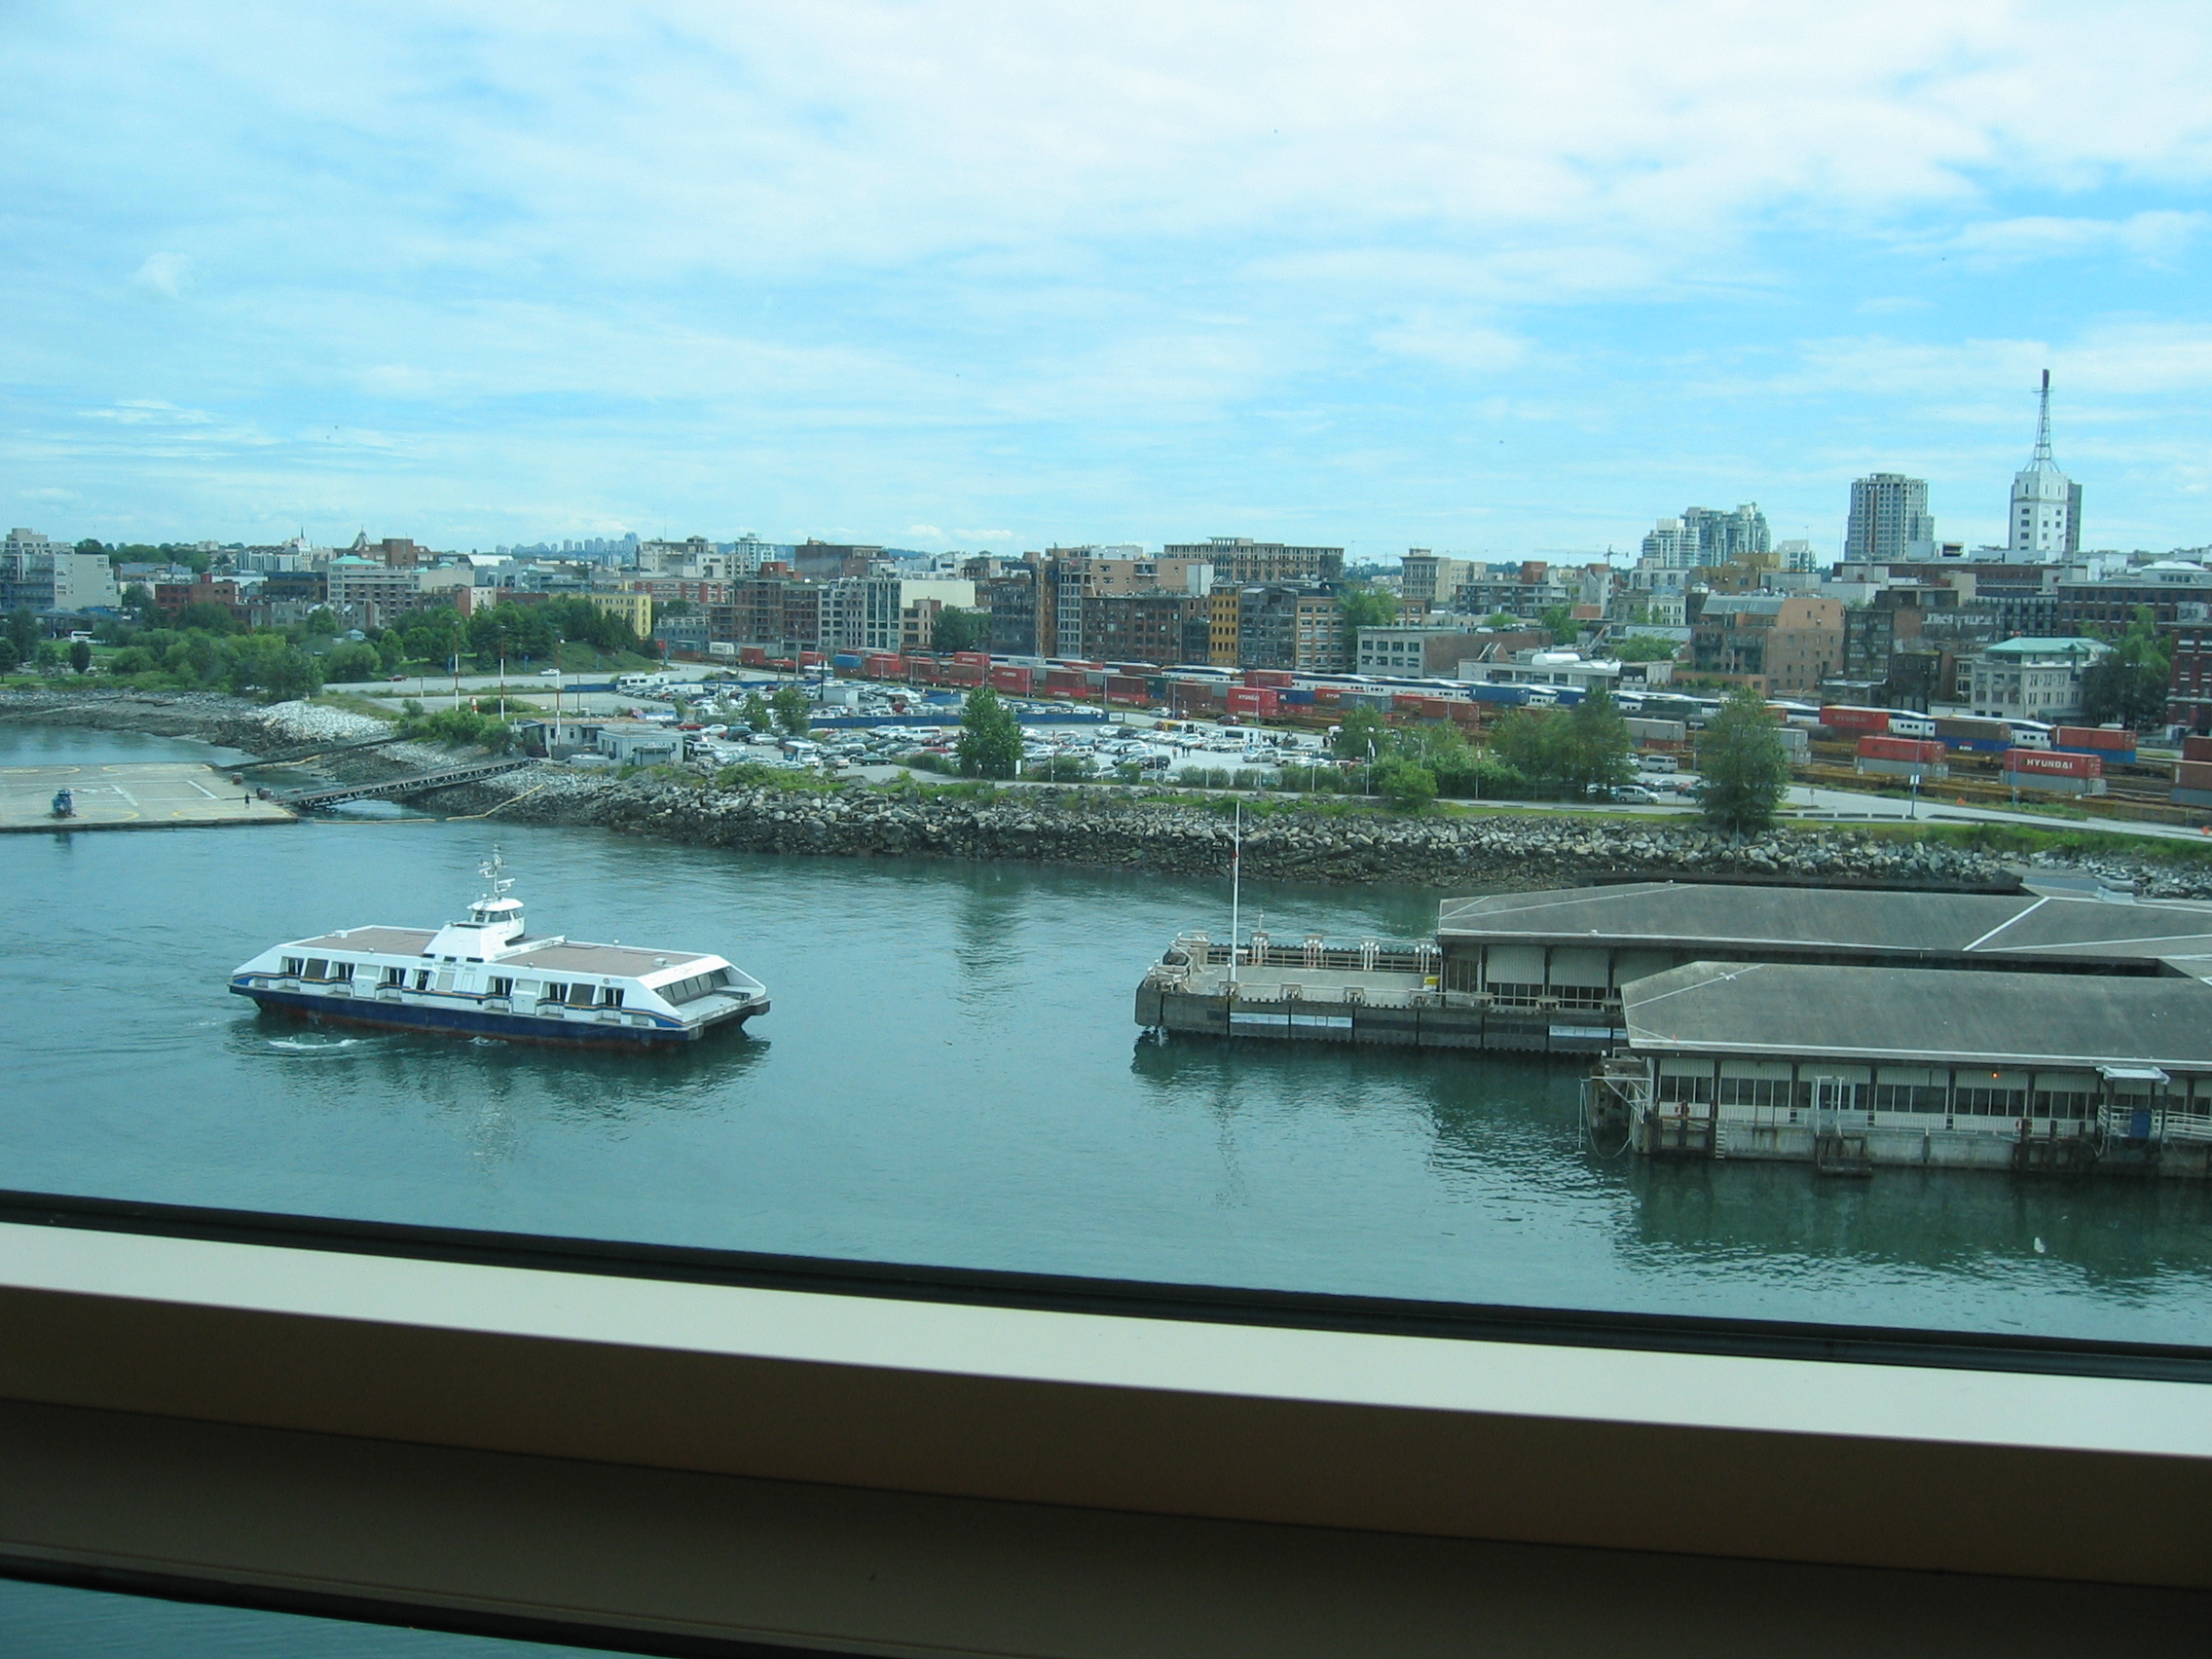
[[537, 668, 562, 678], [1610, 784, 1661, 804]]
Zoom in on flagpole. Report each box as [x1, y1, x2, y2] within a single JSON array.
[[1229, 800, 1242, 985]]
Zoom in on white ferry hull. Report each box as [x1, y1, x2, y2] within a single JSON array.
[[231, 981, 767, 1047]]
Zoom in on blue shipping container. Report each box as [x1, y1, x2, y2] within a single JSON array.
[[1281, 688, 1316, 705], [2057, 743, 2136, 764], [831, 653, 864, 669]]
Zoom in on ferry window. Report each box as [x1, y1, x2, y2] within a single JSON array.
[[11, 15, 2212, 1648]]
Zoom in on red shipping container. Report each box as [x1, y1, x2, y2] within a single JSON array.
[[1312, 685, 1344, 704], [2177, 760, 2212, 793], [953, 651, 991, 667], [1820, 705, 1893, 734], [1244, 669, 1295, 688], [2056, 725, 2135, 753], [1045, 670, 1088, 693], [739, 645, 767, 666], [1227, 687, 1279, 715], [990, 666, 1033, 694], [2007, 749, 2101, 779], [2184, 735, 2212, 764], [1859, 735, 1946, 764]]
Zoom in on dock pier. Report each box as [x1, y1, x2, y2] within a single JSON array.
[[1, 763, 296, 833], [1139, 877, 2212, 1180]]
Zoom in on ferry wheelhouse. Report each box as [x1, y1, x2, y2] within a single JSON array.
[[229, 855, 768, 1047]]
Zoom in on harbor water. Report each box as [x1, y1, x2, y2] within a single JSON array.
[[7, 725, 2212, 1348]]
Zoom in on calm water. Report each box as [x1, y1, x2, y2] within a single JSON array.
[[6, 723, 2211, 1345]]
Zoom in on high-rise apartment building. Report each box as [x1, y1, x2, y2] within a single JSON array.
[[1681, 503, 1771, 563], [1844, 474, 1936, 563], [2009, 372, 2082, 557], [1162, 537, 1344, 587], [1640, 519, 1701, 569], [2, 529, 121, 613]]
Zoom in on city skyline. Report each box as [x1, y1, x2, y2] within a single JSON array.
[[9, 6, 2212, 557]]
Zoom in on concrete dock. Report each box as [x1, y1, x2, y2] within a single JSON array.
[[1, 763, 297, 832]]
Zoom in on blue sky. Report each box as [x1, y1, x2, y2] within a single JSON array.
[[6, 2, 2212, 559]]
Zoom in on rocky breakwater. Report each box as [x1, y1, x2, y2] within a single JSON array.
[[451, 769, 2024, 889]]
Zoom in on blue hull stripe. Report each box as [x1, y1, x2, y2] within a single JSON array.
[[231, 984, 761, 1047]]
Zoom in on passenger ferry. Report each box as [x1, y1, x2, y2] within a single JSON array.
[[229, 854, 769, 1047]]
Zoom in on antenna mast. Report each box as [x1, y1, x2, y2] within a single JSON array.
[[2032, 369, 2054, 468]]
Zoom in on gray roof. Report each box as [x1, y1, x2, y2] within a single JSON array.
[[1621, 961, 2212, 1072], [1436, 882, 2212, 969]]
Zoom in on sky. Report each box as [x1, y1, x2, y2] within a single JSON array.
[[6, 2, 2212, 561]]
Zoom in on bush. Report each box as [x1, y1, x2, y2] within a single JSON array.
[[1372, 756, 1438, 810], [400, 709, 515, 752]]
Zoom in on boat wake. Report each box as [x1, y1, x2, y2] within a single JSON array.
[[263, 1036, 373, 1054]]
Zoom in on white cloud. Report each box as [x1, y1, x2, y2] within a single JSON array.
[[1947, 210, 2209, 265], [906, 523, 945, 539], [130, 252, 192, 296]]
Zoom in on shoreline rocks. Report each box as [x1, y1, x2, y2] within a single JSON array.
[[11, 686, 2211, 897]]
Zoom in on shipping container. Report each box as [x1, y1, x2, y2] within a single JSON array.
[[2176, 760, 2212, 793], [1226, 687, 1279, 716], [1625, 717, 1689, 745], [831, 653, 864, 670], [952, 650, 991, 667], [989, 666, 1034, 694], [1244, 669, 1295, 689], [2185, 735, 2212, 764], [738, 646, 767, 666], [1280, 687, 1317, 706], [2056, 724, 2134, 752], [1859, 735, 1948, 765], [1933, 716, 2010, 751], [2006, 749, 2102, 779], [1819, 705, 1893, 735], [2174, 787, 2212, 808]]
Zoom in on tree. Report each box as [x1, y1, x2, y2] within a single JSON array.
[[326, 642, 385, 682], [35, 640, 67, 671], [1338, 586, 1400, 630], [68, 641, 92, 675], [8, 608, 42, 658], [1539, 605, 1578, 645], [657, 598, 697, 619], [2081, 610, 2170, 730], [0, 638, 18, 674], [1481, 612, 1524, 630], [1698, 685, 1791, 835], [122, 582, 155, 613], [302, 607, 341, 638], [1562, 687, 1636, 798], [955, 684, 1023, 778], [741, 692, 772, 731], [930, 608, 990, 654], [770, 685, 812, 735], [1371, 756, 1437, 810], [1332, 706, 1390, 762], [1611, 635, 1682, 663], [172, 601, 239, 636]]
